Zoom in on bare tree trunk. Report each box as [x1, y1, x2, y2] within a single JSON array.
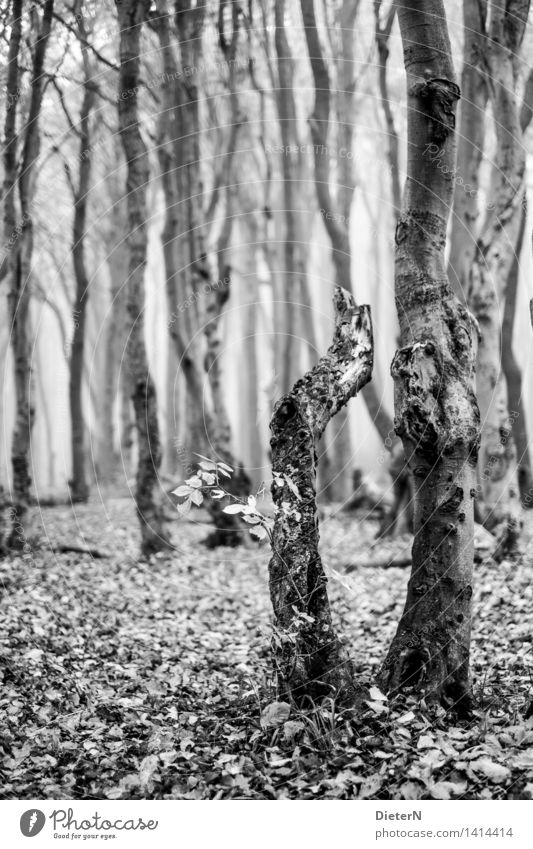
[[115, 0, 170, 555], [36, 336, 55, 491], [447, 0, 488, 303], [156, 0, 207, 472], [97, 224, 128, 485], [469, 0, 529, 533], [269, 289, 373, 706], [274, 0, 308, 394], [68, 32, 94, 503], [374, 1, 401, 216], [119, 367, 135, 480], [4, 0, 54, 548], [156, 0, 250, 547], [378, 0, 480, 713], [501, 200, 533, 506]]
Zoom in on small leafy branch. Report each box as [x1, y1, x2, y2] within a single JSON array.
[[172, 456, 303, 542], [172, 454, 272, 541]]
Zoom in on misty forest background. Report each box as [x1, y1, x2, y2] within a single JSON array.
[[3, 0, 533, 802]]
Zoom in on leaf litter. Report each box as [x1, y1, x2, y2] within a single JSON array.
[[1, 498, 533, 800]]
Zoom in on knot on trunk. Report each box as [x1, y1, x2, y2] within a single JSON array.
[[409, 76, 460, 144], [391, 340, 444, 458]]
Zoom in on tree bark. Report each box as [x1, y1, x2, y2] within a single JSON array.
[[68, 28, 95, 503], [447, 0, 488, 303], [378, 0, 481, 713], [115, 0, 170, 556], [97, 206, 129, 484], [374, 1, 402, 217], [469, 0, 529, 532], [501, 199, 532, 506], [4, 0, 54, 548], [269, 288, 373, 706], [274, 0, 303, 395]]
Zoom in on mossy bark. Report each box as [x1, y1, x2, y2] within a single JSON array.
[[269, 289, 373, 706]]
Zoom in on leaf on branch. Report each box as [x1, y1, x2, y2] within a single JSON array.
[[177, 498, 191, 516], [210, 489, 226, 500], [250, 525, 268, 540], [190, 490, 204, 507], [223, 504, 245, 515], [172, 485, 191, 497], [218, 462, 234, 472]]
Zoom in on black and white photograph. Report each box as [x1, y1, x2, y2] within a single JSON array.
[[1, 0, 533, 835]]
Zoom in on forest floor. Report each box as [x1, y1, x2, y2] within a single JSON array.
[[1, 495, 533, 800]]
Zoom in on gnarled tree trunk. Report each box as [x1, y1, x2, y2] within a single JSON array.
[[269, 289, 373, 706], [378, 0, 480, 713]]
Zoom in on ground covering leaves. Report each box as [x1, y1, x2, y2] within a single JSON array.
[[1, 498, 533, 799]]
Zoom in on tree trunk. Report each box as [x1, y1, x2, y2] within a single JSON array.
[[501, 200, 533, 507], [274, 0, 302, 394], [156, 0, 250, 546], [269, 289, 373, 706], [378, 0, 480, 713], [374, 1, 402, 217], [115, 0, 170, 556], [4, 0, 54, 548], [68, 45, 95, 503], [469, 0, 529, 532], [447, 0, 488, 303]]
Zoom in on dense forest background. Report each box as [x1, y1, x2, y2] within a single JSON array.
[[2, 0, 531, 507]]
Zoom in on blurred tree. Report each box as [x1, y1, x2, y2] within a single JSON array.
[[300, 0, 394, 503], [62, 2, 96, 503], [3, 0, 54, 548], [469, 1, 530, 539], [115, 0, 170, 555]]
